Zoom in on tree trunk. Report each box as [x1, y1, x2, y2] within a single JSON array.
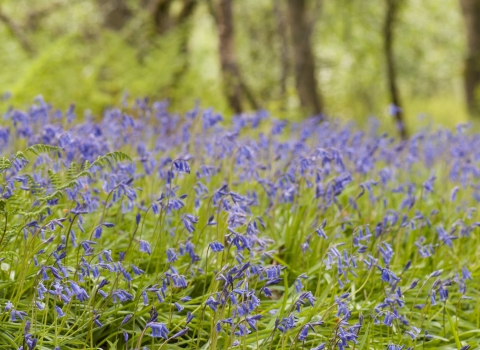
[[151, 0, 174, 34], [286, 0, 322, 116], [384, 0, 407, 139], [96, 0, 132, 31], [216, 0, 243, 114], [460, 0, 480, 116]]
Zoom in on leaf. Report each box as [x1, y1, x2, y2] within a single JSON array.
[[12, 152, 26, 161], [19, 206, 50, 219], [23, 174, 43, 194], [24, 144, 61, 156], [89, 151, 132, 169], [72, 170, 92, 180], [39, 190, 64, 202], [357, 321, 370, 350], [0, 158, 12, 172], [445, 306, 461, 349], [66, 162, 79, 181], [57, 180, 80, 191], [48, 169, 61, 190]]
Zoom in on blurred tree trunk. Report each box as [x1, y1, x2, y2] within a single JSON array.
[[286, 0, 322, 116], [217, 0, 242, 113], [148, 0, 197, 34], [273, 0, 289, 100], [384, 0, 407, 139], [215, 0, 258, 113], [96, 0, 132, 31], [460, 0, 480, 116], [151, 0, 174, 34]]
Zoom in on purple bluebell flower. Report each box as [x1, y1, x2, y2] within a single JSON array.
[[139, 240, 151, 255], [122, 314, 133, 325], [209, 241, 224, 252], [147, 322, 169, 338], [54, 305, 65, 317], [173, 159, 191, 174]]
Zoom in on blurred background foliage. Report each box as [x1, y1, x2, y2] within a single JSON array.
[[0, 0, 471, 130]]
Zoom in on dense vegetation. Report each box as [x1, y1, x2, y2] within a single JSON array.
[[0, 97, 477, 349], [0, 0, 469, 128]]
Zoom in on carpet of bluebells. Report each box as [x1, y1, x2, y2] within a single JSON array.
[[0, 97, 479, 350]]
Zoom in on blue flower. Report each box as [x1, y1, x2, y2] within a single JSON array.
[[139, 240, 152, 255], [54, 305, 65, 318], [209, 241, 224, 252], [147, 322, 169, 338]]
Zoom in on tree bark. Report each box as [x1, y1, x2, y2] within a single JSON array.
[[460, 0, 480, 116], [216, 0, 244, 114], [151, 0, 174, 34], [286, 0, 322, 116], [384, 0, 407, 139], [96, 0, 132, 31]]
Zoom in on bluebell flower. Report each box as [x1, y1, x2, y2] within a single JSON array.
[[175, 302, 184, 312], [54, 305, 65, 317], [246, 314, 262, 330], [94, 315, 103, 328], [112, 290, 134, 303], [206, 296, 220, 312], [93, 226, 102, 239], [186, 311, 194, 325], [405, 326, 421, 340], [122, 314, 133, 325], [139, 240, 152, 255], [167, 248, 178, 262], [147, 322, 169, 338], [209, 241, 224, 252], [294, 273, 308, 293], [171, 327, 189, 339], [132, 264, 145, 275]]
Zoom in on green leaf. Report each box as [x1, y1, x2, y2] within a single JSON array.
[[357, 321, 370, 350], [89, 151, 132, 169], [48, 169, 61, 190], [0, 157, 12, 172], [445, 306, 461, 349], [24, 144, 61, 155]]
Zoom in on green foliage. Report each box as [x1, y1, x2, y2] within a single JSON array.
[[0, 0, 470, 126], [0, 158, 12, 172], [24, 144, 61, 156], [90, 151, 132, 169]]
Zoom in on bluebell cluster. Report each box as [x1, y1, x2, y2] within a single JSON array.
[[0, 96, 478, 349]]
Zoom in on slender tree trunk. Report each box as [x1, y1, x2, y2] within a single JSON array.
[[152, 0, 174, 34], [96, 0, 132, 31], [460, 0, 480, 116], [273, 0, 289, 99], [286, 0, 322, 116], [384, 0, 407, 139], [216, 0, 243, 114]]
